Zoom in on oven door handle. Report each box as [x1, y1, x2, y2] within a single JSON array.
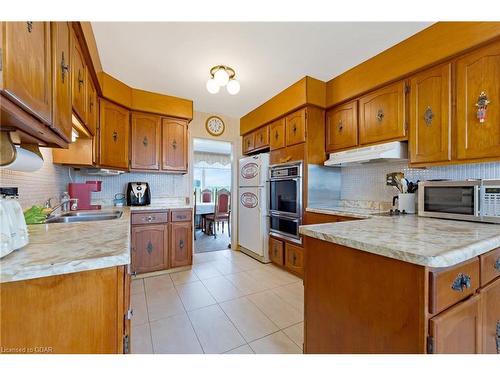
[[269, 177, 302, 182]]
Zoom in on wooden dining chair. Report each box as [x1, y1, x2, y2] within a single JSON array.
[[204, 188, 231, 239], [201, 189, 213, 203]]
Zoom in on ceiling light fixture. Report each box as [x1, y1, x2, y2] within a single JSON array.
[[206, 65, 240, 95]]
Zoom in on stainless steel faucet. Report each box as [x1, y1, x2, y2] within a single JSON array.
[[46, 198, 79, 219]]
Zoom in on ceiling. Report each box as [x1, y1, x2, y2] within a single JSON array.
[[193, 138, 232, 154], [92, 22, 433, 118]]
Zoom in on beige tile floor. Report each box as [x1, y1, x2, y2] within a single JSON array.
[[131, 249, 304, 354]]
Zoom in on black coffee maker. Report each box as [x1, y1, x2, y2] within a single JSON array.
[[126, 182, 151, 206]]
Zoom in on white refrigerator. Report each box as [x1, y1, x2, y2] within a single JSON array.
[[238, 153, 270, 263]]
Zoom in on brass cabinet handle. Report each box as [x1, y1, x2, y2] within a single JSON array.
[[146, 241, 153, 254], [78, 70, 84, 92], [292, 124, 297, 134], [179, 239, 184, 250], [376, 109, 384, 122], [292, 253, 297, 265], [143, 136, 148, 147], [451, 273, 471, 292], [60, 51, 70, 84], [145, 216, 154, 222], [275, 131, 279, 140], [475, 91, 490, 123], [337, 120, 343, 133], [26, 22, 33, 33], [494, 258, 500, 271], [89, 99, 94, 112], [424, 106, 434, 126], [112, 131, 118, 142], [172, 139, 177, 149]]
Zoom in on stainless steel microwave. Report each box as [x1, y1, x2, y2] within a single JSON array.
[[418, 179, 500, 224]]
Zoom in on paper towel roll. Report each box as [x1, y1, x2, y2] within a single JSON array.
[[1, 146, 44, 172]]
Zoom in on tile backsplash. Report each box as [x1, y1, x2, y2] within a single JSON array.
[[0, 148, 71, 209], [71, 170, 189, 202], [340, 161, 500, 203]]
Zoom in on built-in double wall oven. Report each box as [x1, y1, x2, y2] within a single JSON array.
[[269, 162, 302, 243]]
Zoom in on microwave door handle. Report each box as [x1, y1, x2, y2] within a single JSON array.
[[474, 186, 480, 217]]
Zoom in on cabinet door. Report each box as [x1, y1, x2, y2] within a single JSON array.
[[409, 63, 451, 164], [162, 118, 188, 172], [429, 294, 481, 354], [456, 41, 500, 161], [253, 126, 270, 150], [131, 224, 169, 274], [170, 221, 192, 268], [269, 237, 284, 266], [285, 243, 304, 277], [86, 67, 98, 135], [71, 31, 87, 124], [270, 118, 286, 150], [131, 112, 161, 170], [480, 277, 500, 354], [99, 99, 130, 169], [242, 132, 255, 154], [2, 22, 52, 123], [326, 100, 358, 152], [285, 108, 306, 146], [50, 22, 72, 142], [359, 81, 406, 145]]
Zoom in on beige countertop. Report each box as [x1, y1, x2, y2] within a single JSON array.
[[306, 206, 383, 219], [0, 202, 193, 283], [299, 215, 500, 268]]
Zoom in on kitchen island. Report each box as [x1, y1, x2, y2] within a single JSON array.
[[299, 214, 500, 354]]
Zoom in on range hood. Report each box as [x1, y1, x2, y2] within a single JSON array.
[[80, 168, 126, 176], [324, 141, 408, 167]]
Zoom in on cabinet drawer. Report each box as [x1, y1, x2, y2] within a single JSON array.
[[429, 258, 480, 314], [285, 243, 303, 276], [170, 209, 192, 222], [131, 211, 168, 225], [480, 247, 500, 287], [269, 237, 284, 265]]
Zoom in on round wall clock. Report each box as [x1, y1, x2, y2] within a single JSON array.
[[205, 116, 225, 137]]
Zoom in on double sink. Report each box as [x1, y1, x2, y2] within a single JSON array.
[[45, 210, 123, 224]]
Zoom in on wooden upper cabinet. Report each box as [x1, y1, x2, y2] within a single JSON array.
[[170, 221, 193, 268], [359, 81, 406, 145], [456, 40, 500, 161], [409, 63, 451, 164], [71, 30, 87, 124], [326, 100, 358, 152], [162, 117, 188, 172], [99, 99, 130, 169], [86, 67, 98, 135], [242, 132, 255, 154], [131, 224, 169, 274], [253, 125, 270, 150], [270, 118, 286, 150], [2, 22, 52, 124], [480, 277, 500, 354], [50, 22, 72, 142], [429, 294, 481, 354], [285, 108, 306, 146], [131, 112, 161, 170]]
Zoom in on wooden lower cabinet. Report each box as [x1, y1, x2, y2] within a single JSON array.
[[285, 243, 303, 277], [170, 221, 193, 268], [130, 209, 192, 274], [269, 237, 284, 266], [480, 277, 500, 354], [0, 266, 130, 354], [303, 236, 500, 354], [131, 224, 169, 274], [429, 294, 482, 354]]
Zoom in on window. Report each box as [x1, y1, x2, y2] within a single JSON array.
[[193, 164, 231, 202]]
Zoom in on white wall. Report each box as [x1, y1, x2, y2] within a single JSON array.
[[187, 111, 241, 249]]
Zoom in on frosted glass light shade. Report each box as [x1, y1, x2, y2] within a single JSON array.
[[226, 79, 240, 95], [214, 68, 230, 86], [206, 78, 220, 94]]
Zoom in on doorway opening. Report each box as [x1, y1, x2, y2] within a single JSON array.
[[192, 138, 233, 253]]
